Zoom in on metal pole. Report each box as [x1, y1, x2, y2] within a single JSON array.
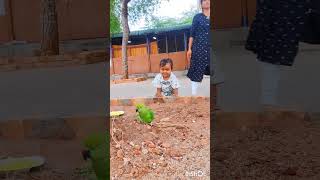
[[165, 33, 168, 54], [174, 34, 177, 52], [146, 35, 151, 73], [183, 32, 187, 51]]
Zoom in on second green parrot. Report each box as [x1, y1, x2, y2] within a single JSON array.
[[82, 132, 109, 180]]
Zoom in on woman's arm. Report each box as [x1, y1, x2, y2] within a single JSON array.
[[187, 37, 193, 61], [188, 14, 198, 61]]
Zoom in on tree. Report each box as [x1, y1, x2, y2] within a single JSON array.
[[121, 0, 130, 79], [117, 0, 164, 79], [40, 0, 59, 56]]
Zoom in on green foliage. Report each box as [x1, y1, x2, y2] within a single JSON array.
[[146, 7, 198, 29], [127, 0, 165, 24], [110, 0, 121, 34], [110, 0, 168, 33]]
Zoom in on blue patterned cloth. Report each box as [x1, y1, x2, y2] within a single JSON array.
[[246, 0, 310, 66], [187, 13, 210, 82]]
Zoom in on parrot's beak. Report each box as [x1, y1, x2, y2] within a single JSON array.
[[136, 108, 138, 112], [82, 150, 91, 160]]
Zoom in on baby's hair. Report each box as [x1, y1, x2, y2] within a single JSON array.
[[160, 58, 173, 69]]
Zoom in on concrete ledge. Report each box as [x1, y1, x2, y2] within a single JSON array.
[[214, 111, 312, 129], [111, 77, 147, 84], [0, 115, 106, 140], [0, 50, 106, 72], [110, 96, 210, 106]]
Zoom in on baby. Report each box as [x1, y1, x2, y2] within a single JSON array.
[[152, 58, 180, 97]]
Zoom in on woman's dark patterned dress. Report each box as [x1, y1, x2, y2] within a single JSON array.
[[187, 13, 210, 82], [245, 0, 310, 66]]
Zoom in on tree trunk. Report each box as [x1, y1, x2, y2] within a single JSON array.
[[40, 0, 59, 56], [121, 0, 130, 79]]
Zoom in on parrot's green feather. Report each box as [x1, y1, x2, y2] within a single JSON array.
[[137, 106, 154, 124], [83, 132, 109, 180], [83, 132, 108, 150]]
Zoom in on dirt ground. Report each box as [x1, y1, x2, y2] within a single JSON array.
[[0, 139, 95, 180], [212, 112, 320, 180], [110, 100, 210, 179]]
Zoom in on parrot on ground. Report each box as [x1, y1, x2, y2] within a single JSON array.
[[135, 103, 155, 124], [82, 132, 109, 180]]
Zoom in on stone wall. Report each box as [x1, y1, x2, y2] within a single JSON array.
[[0, 50, 107, 71]]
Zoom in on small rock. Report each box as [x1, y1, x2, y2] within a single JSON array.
[[160, 156, 165, 161], [148, 142, 156, 148], [161, 143, 171, 148], [153, 148, 162, 155], [160, 117, 170, 122], [169, 149, 182, 157], [156, 140, 162, 145], [117, 150, 124, 159], [283, 167, 298, 176], [142, 148, 148, 155], [133, 150, 141, 156], [200, 139, 208, 146], [173, 156, 183, 160], [118, 168, 124, 175], [131, 167, 139, 177], [152, 163, 157, 169], [134, 145, 141, 150], [192, 120, 196, 123], [158, 160, 168, 167], [129, 141, 135, 146], [123, 158, 130, 166]]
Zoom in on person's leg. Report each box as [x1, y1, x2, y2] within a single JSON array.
[[191, 81, 201, 96], [211, 48, 224, 85], [259, 60, 281, 107]]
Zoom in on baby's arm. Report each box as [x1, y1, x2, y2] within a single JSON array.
[[171, 75, 180, 97], [152, 74, 163, 97], [173, 88, 179, 97], [156, 88, 162, 97]]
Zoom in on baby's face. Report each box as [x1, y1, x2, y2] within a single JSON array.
[[160, 63, 172, 79]]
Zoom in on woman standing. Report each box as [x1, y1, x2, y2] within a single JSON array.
[[246, 0, 310, 110], [187, 0, 210, 96]]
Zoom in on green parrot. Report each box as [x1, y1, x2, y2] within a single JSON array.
[[82, 132, 109, 180], [135, 103, 155, 124]]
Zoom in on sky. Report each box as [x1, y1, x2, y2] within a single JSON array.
[[130, 0, 199, 31]]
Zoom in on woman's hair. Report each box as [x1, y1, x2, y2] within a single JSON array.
[[160, 58, 173, 69], [200, 0, 205, 11]]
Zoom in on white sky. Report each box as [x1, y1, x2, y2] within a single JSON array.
[[130, 0, 199, 31]]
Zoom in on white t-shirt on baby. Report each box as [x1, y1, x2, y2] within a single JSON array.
[[152, 73, 180, 96]]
